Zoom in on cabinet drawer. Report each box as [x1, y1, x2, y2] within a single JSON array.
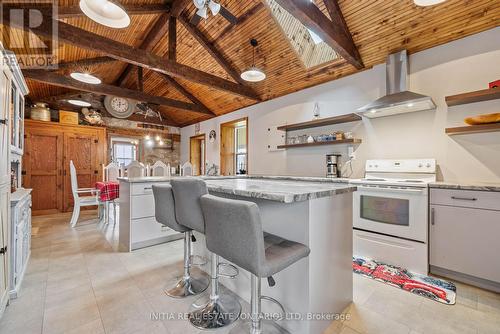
[[131, 182, 169, 196], [430, 205, 500, 283], [131, 217, 176, 243], [430, 189, 500, 211], [131, 183, 155, 196], [131, 194, 155, 219]]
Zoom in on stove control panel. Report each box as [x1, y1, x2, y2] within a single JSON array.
[[365, 159, 436, 173]]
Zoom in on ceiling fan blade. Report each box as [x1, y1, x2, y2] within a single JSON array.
[[219, 6, 238, 25]]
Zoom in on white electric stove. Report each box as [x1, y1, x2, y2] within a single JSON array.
[[350, 159, 436, 274]]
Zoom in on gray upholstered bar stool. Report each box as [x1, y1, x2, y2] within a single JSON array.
[[153, 184, 209, 298], [170, 178, 242, 330], [201, 194, 311, 334]]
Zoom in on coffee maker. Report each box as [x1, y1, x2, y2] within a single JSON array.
[[326, 154, 342, 178]]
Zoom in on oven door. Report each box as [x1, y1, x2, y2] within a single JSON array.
[[353, 185, 428, 243]]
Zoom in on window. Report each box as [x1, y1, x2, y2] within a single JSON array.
[[235, 125, 247, 174], [113, 141, 137, 167]]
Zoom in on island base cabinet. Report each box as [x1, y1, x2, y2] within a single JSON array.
[[430, 204, 500, 289]]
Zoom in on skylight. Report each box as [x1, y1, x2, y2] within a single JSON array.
[[266, 0, 339, 69], [307, 28, 323, 45]]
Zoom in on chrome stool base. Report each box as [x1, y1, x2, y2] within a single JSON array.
[[188, 294, 242, 329], [229, 319, 290, 334], [165, 269, 209, 298]]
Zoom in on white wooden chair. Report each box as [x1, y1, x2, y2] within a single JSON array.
[[69, 160, 101, 227], [102, 162, 120, 224], [125, 161, 145, 178], [103, 162, 121, 182], [151, 161, 170, 176], [181, 162, 193, 176]]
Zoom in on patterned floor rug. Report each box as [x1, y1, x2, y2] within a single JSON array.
[[353, 256, 456, 305]]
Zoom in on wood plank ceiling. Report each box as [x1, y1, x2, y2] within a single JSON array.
[[2, 0, 499, 127]]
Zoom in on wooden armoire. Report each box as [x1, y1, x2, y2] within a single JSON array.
[[23, 120, 107, 215]]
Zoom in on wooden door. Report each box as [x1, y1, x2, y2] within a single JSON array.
[[63, 132, 98, 211], [220, 126, 235, 176], [23, 127, 63, 215], [190, 134, 205, 176]]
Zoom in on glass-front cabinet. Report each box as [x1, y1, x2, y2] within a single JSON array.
[[10, 82, 25, 155]]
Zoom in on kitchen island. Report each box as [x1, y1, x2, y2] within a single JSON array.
[[118, 176, 355, 334]]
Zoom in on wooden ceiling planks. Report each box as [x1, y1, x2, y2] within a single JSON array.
[[6, 0, 498, 126]]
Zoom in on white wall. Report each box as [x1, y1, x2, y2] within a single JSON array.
[[181, 27, 500, 183]]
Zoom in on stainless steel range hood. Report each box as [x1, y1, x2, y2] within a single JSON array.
[[357, 50, 436, 118]]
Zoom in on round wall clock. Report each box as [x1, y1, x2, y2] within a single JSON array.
[[103, 96, 137, 118]]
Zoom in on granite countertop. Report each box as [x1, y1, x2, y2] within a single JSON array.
[[205, 178, 356, 203], [430, 182, 500, 192], [118, 175, 356, 202]]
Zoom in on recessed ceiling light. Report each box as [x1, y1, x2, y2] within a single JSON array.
[[413, 0, 447, 6], [67, 99, 92, 107], [79, 0, 130, 28], [70, 72, 102, 85]]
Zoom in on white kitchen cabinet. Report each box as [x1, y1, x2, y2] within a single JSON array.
[[430, 188, 500, 292], [9, 189, 31, 299], [119, 179, 183, 251]]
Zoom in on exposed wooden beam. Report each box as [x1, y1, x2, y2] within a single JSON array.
[[272, 0, 363, 69], [168, 17, 177, 62], [2, 3, 170, 19], [23, 56, 116, 71], [219, 6, 238, 25], [178, 15, 248, 85], [116, 13, 170, 86], [158, 74, 210, 113], [216, 3, 265, 42], [323, 0, 352, 38], [23, 70, 212, 115], [137, 67, 144, 92], [171, 0, 191, 17], [5, 16, 259, 99]]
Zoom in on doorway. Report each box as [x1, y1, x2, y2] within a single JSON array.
[[190, 134, 206, 176], [220, 117, 248, 176]]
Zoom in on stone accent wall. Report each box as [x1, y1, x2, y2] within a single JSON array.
[[103, 117, 182, 167]]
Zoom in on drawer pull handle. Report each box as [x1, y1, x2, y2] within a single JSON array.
[[143, 187, 153, 190], [431, 207, 435, 225], [0, 246, 6, 254], [451, 196, 477, 201]]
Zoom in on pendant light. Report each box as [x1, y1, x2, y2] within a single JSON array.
[[79, 0, 130, 28], [70, 72, 102, 85], [241, 39, 266, 83], [414, 0, 447, 6]]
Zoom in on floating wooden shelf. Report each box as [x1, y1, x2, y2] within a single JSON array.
[[445, 88, 500, 107], [277, 139, 362, 149], [277, 113, 361, 131], [445, 123, 500, 135]]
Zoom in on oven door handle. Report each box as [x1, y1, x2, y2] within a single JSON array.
[[356, 185, 425, 194]]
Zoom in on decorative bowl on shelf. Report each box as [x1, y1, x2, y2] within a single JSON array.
[[464, 113, 500, 125]]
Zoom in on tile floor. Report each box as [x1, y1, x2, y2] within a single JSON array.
[[0, 210, 499, 334]]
